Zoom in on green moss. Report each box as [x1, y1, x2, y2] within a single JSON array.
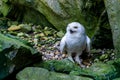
[[38, 59, 117, 80], [16, 67, 50, 80], [0, 33, 42, 79], [0, 33, 37, 54], [16, 67, 93, 80], [1, 0, 108, 38], [0, 3, 11, 16], [81, 62, 116, 80]]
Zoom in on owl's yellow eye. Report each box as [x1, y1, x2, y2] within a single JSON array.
[[74, 26, 78, 29]]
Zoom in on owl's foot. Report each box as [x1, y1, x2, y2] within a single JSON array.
[[79, 63, 85, 68], [75, 56, 85, 68], [68, 56, 75, 63]]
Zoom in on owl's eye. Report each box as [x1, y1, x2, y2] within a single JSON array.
[[74, 26, 78, 29]]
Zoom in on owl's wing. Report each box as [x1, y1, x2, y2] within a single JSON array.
[[60, 36, 66, 54], [86, 36, 91, 53]]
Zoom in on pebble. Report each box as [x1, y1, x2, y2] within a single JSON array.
[[54, 55, 58, 59], [62, 54, 66, 58]]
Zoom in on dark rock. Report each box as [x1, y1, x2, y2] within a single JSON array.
[[0, 33, 42, 80]]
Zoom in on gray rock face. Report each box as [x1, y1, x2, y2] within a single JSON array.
[[104, 0, 120, 58]]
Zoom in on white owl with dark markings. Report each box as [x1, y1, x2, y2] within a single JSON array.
[[60, 22, 91, 67]]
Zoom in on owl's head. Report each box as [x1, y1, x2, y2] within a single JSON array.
[[66, 22, 85, 35]]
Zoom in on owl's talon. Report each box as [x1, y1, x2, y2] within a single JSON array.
[[68, 56, 75, 63]]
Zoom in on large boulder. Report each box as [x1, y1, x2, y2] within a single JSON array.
[[0, 0, 114, 49], [0, 0, 108, 37], [104, 0, 120, 58], [37, 59, 117, 80], [0, 33, 42, 79], [16, 67, 93, 80]]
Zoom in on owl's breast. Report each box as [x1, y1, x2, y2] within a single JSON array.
[[66, 36, 86, 52]]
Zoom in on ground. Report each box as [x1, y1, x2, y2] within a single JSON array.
[[0, 23, 115, 67]]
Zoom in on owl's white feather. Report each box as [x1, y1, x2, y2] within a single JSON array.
[[59, 22, 91, 67]]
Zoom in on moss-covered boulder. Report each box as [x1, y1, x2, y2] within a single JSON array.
[[16, 67, 93, 80], [0, 0, 110, 37], [104, 0, 120, 57], [38, 59, 117, 80], [38, 59, 78, 73], [79, 62, 117, 80], [16, 67, 49, 80], [0, 33, 42, 79], [0, 0, 114, 48]]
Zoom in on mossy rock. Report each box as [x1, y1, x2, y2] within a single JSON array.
[[70, 62, 117, 80], [16, 67, 50, 80], [1, 0, 109, 38], [38, 59, 117, 80], [16, 67, 93, 80], [37, 59, 80, 73], [83, 62, 117, 80], [104, 0, 120, 57], [0, 33, 42, 79]]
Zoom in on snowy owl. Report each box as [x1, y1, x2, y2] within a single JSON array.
[[59, 22, 91, 67]]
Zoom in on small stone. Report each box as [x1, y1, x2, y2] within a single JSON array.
[[62, 54, 66, 58], [44, 31, 51, 36], [54, 51, 60, 55], [86, 66, 89, 68], [94, 58, 99, 62], [111, 53, 115, 56], [54, 55, 58, 59], [42, 57, 47, 60], [99, 54, 108, 60], [42, 37, 48, 40], [37, 44, 41, 47], [34, 34, 40, 38], [57, 31, 64, 38], [18, 24, 32, 32], [34, 38, 38, 46], [39, 33, 45, 37], [49, 53, 54, 57], [8, 25, 21, 31], [24, 34, 30, 37], [17, 32, 24, 37]]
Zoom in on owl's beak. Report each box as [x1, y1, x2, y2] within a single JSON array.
[[70, 29, 76, 33]]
